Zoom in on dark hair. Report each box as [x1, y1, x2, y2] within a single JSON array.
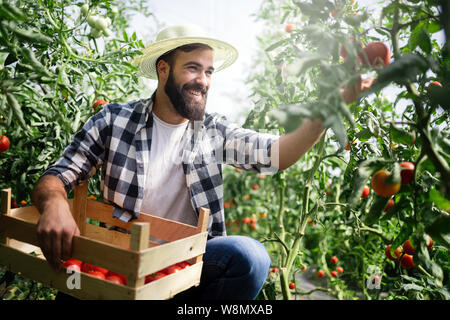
[[155, 43, 213, 79]]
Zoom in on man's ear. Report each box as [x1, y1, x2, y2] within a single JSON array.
[[156, 59, 170, 80]]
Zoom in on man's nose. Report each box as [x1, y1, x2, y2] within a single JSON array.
[[195, 72, 209, 90]]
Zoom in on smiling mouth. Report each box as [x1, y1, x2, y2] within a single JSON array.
[[185, 88, 204, 99]]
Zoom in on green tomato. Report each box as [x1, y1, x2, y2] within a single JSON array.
[[102, 28, 112, 37], [87, 15, 99, 28], [94, 17, 109, 32], [81, 3, 89, 17], [89, 28, 103, 39]]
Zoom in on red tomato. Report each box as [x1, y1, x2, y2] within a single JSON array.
[[384, 198, 395, 212], [361, 186, 370, 198], [360, 42, 390, 66], [81, 263, 109, 276], [160, 265, 182, 275], [11, 199, 18, 208], [252, 184, 259, 191], [331, 271, 338, 278], [289, 282, 295, 290], [330, 256, 339, 264], [176, 261, 191, 269], [371, 169, 401, 198], [385, 244, 402, 261], [337, 267, 344, 273], [271, 267, 279, 273], [400, 254, 415, 269], [106, 275, 126, 285], [63, 258, 83, 271], [426, 236, 433, 249], [317, 270, 325, 278], [93, 99, 108, 112], [285, 24, 295, 33], [145, 272, 166, 284], [242, 217, 251, 225], [0, 135, 10, 153], [88, 270, 106, 279], [402, 240, 415, 255], [399, 162, 415, 185], [107, 271, 127, 284]]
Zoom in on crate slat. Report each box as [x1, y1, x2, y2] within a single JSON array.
[[0, 214, 138, 278], [139, 231, 208, 277], [136, 261, 203, 300], [0, 243, 136, 300], [85, 200, 199, 242]]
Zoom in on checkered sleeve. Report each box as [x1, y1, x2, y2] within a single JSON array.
[[41, 106, 111, 195], [214, 113, 280, 174]]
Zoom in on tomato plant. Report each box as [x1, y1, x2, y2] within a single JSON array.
[[225, 0, 449, 301]]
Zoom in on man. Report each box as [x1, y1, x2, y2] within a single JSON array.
[[32, 24, 326, 300]]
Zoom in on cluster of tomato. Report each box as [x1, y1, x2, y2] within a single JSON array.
[[329, 256, 344, 278], [63, 258, 127, 285], [385, 237, 433, 270], [62, 258, 191, 286], [359, 162, 415, 210]]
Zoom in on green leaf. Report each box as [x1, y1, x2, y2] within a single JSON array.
[[429, 187, 450, 211], [390, 123, 415, 146], [428, 84, 450, 111], [348, 158, 388, 207], [282, 52, 326, 78], [371, 54, 429, 90], [417, 28, 432, 54], [425, 214, 450, 249], [363, 195, 389, 226], [402, 283, 424, 291], [268, 104, 312, 133]]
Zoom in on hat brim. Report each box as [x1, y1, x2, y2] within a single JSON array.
[[132, 36, 239, 80]]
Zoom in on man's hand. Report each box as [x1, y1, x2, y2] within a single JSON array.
[[36, 200, 80, 271], [33, 175, 80, 271], [341, 76, 376, 105]]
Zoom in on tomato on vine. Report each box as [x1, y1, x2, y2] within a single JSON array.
[[361, 185, 370, 198], [400, 254, 415, 269], [371, 169, 401, 197], [0, 135, 10, 153], [384, 198, 394, 212], [402, 240, 415, 255], [399, 162, 415, 185]]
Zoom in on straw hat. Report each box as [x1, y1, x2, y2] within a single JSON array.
[[132, 24, 239, 80]]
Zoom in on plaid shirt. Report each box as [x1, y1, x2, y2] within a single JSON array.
[[42, 96, 280, 239]]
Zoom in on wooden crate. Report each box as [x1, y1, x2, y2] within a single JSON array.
[[0, 183, 210, 300]]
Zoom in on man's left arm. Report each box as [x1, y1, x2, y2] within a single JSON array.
[[270, 118, 325, 171]]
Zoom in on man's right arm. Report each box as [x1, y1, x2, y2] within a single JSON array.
[[32, 174, 80, 271]]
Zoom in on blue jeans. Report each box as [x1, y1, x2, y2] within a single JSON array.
[[172, 235, 271, 300]]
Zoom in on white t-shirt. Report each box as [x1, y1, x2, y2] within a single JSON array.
[[140, 113, 198, 226]]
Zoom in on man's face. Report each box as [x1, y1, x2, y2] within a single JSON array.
[[164, 48, 214, 121]]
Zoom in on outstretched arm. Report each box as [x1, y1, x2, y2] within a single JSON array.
[[270, 118, 325, 171]]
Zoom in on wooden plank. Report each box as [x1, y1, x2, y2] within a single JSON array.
[[84, 223, 161, 249], [194, 207, 210, 264], [128, 223, 149, 288], [136, 261, 203, 300], [85, 200, 200, 242], [73, 183, 88, 236], [1, 188, 11, 246], [0, 244, 136, 300], [0, 214, 138, 278], [9, 239, 42, 256], [10, 205, 40, 224], [139, 232, 208, 278]]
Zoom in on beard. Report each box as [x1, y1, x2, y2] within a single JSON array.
[[164, 69, 208, 121]]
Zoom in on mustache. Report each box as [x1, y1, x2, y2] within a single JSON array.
[[183, 84, 207, 95]]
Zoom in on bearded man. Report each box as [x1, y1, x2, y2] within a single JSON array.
[[32, 25, 327, 300]]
